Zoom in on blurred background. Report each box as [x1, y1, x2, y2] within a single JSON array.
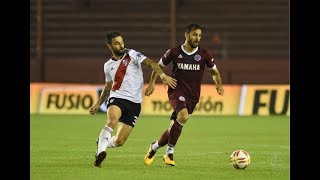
[[30, 0, 289, 85]]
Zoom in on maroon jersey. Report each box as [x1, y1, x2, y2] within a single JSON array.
[[159, 45, 216, 102]]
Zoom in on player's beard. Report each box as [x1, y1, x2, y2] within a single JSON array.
[[114, 48, 125, 57], [188, 39, 199, 48]]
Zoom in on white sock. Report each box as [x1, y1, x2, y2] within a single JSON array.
[[151, 141, 160, 151], [97, 126, 113, 155], [107, 136, 117, 148], [166, 145, 174, 154]]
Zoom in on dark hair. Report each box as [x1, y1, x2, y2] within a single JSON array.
[[185, 23, 202, 33], [106, 31, 122, 44]]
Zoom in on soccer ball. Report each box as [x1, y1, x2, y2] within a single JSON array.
[[230, 149, 251, 169]]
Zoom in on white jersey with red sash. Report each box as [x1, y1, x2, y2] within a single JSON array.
[[104, 49, 147, 103]]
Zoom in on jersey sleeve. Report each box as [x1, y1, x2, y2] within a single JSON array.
[[205, 49, 217, 70], [128, 49, 147, 64], [104, 62, 112, 82], [159, 48, 173, 67]]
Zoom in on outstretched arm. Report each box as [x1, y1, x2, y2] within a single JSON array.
[[89, 81, 112, 115], [144, 68, 161, 96], [209, 68, 224, 96], [149, 66, 161, 86], [142, 58, 177, 96]]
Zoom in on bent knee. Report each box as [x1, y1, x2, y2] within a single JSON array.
[[107, 116, 120, 127], [177, 110, 189, 123]]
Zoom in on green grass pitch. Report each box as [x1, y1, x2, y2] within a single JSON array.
[[31, 114, 290, 180]]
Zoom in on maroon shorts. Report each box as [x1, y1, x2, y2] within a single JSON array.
[[168, 90, 198, 119]]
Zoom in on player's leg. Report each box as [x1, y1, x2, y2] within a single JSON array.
[[158, 112, 177, 146], [107, 122, 133, 147], [144, 112, 176, 166], [163, 100, 197, 166], [107, 98, 140, 148], [95, 104, 121, 167], [163, 108, 189, 166], [144, 95, 188, 166]]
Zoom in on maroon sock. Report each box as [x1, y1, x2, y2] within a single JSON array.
[[158, 130, 169, 147], [168, 120, 183, 147]]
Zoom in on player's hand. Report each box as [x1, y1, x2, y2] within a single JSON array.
[[160, 74, 177, 89], [89, 104, 100, 115], [216, 86, 224, 96], [145, 84, 155, 96]]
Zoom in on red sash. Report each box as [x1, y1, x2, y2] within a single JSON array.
[[112, 54, 131, 91]]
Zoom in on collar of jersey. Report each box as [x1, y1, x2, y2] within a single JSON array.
[[181, 45, 198, 55], [111, 51, 127, 61]]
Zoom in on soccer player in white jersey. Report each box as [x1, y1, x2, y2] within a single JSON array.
[[89, 31, 177, 167]]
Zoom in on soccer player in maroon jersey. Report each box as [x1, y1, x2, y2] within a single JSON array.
[[89, 31, 177, 168], [144, 23, 224, 166]]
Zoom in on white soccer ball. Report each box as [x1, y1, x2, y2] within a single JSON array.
[[230, 149, 251, 169]]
